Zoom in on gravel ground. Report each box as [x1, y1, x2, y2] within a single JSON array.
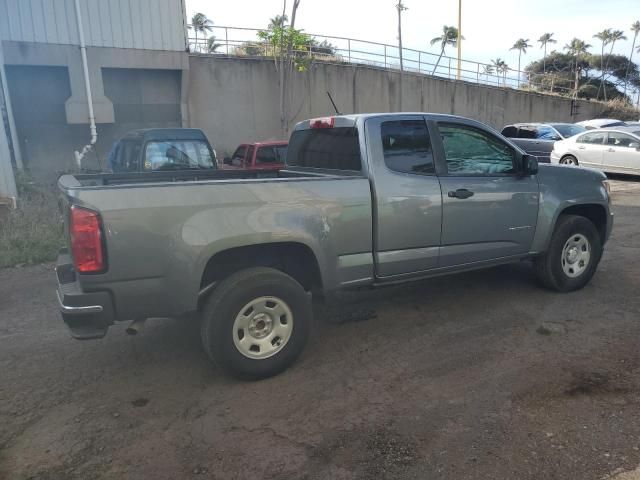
[[1, 178, 640, 480]]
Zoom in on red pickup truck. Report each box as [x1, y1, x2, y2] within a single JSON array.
[[222, 141, 288, 170]]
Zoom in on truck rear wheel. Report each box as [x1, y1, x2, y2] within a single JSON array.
[[200, 267, 311, 380], [534, 215, 602, 292]]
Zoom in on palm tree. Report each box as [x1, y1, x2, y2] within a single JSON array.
[[268, 14, 288, 29], [537, 33, 557, 74], [430, 26, 461, 75], [190, 13, 214, 53], [564, 38, 591, 95], [593, 29, 612, 99], [207, 36, 222, 53], [510, 38, 532, 86], [624, 21, 640, 97], [603, 30, 627, 100], [491, 58, 508, 86], [481, 64, 494, 84]]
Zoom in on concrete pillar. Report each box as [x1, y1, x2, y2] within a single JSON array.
[[0, 42, 23, 170], [0, 113, 18, 205]]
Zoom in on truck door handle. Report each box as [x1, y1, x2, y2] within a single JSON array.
[[448, 189, 474, 199], [606, 148, 615, 152], [577, 146, 586, 150]]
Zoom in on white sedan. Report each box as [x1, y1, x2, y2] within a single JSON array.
[[550, 128, 640, 176]]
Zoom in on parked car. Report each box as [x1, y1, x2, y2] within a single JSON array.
[[500, 123, 586, 163], [107, 128, 217, 172], [56, 113, 613, 379], [551, 128, 640, 176], [575, 119, 627, 130], [222, 141, 287, 170]]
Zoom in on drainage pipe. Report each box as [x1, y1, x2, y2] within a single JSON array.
[[73, 0, 97, 168]]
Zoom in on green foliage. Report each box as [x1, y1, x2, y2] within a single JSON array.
[[0, 173, 64, 269], [257, 26, 314, 71]]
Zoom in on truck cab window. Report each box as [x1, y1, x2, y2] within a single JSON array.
[[439, 123, 516, 175], [144, 141, 214, 170], [256, 147, 278, 164], [381, 120, 434, 174]]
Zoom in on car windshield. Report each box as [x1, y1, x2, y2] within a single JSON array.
[[550, 124, 586, 138], [144, 140, 216, 170]]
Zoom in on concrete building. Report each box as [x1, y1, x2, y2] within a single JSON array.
[[0, 0, 189, 183]]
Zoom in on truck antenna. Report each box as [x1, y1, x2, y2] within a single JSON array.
[[326, 91, 342, 115]]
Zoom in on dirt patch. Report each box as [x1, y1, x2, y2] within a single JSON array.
[[565, 371, 633, 397]]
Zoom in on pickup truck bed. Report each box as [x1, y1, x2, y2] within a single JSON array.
[[56, 113, 613, 379]]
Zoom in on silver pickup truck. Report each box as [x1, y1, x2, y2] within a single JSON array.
[[56, 113, 613, 379]]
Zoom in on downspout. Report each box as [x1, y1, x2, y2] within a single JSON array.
[[73, 0, 97, 169]]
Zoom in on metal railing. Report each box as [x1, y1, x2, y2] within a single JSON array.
[[187, 26, 577, 95]]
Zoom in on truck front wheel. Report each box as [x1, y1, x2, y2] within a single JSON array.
[[534, 215, 602, 292], [200, 267, 311, 380]]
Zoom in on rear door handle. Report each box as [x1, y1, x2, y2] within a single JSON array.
[[448, 189, 474, 199]]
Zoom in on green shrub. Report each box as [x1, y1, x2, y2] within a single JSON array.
[[0, 173, 64, 268]]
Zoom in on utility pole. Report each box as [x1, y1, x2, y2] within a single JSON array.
[[396, 1, 407, 111], [456, 0, 462, 80], [396, 1, 407, 72]]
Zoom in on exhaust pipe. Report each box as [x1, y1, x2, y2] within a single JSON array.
[[126, 318, 147, 336]]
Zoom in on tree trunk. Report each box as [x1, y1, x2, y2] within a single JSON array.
[[280, 0, 300, 139], [603, 42, 617, 102], [517, 51, 521, 87], [623, 32, 638, 98], [543, 44, 547, 75], [598, 43, 604, 100], [432, 47, 445, 75], [278, 0, 287, 138]]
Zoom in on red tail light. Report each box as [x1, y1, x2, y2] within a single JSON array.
[[70, 206, 106, 274], [310, 117, 335, 129]]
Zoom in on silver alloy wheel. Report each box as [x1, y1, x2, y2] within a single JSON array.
[[561, 233, 591, 278], [232, 296, 294, 359], [562, 156, 578, 166]]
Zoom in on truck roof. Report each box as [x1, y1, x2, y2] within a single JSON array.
[[120, 128, 209, 142], [239, 141, 288, 147], [293, 112, 489, 130]]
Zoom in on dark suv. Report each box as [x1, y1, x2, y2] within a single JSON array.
[[501, 123, 586, 163]]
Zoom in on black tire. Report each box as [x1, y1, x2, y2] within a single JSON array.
[[560, 155, 579, 166], [200, 267, 311, 380], [534, 215, 602, 292]]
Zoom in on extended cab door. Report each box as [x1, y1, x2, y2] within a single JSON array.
[[434, 120, 539, 266], [366, 115, 443, 277]]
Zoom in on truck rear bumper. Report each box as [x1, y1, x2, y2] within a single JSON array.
[[56, 249, 115, 340]]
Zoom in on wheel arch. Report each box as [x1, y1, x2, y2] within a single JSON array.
[[197, 242, 323, 310]]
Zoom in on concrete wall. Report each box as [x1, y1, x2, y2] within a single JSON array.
[[0, 0, 187, 51], [5, 64, 182, 177], [187, 56, 604, 157]]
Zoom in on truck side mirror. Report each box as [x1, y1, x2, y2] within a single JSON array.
[[522, 154, 538, 175], [629, 142, 640, 150], [223, 157, 232, 165]]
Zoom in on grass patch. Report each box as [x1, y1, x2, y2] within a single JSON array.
[[0, 172, 64, 269]]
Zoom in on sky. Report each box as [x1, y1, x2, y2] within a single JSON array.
[[186, 0, 640, 73]]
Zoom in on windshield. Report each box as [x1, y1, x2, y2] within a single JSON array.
[[550, 124, 586, 138], [144, 140, 216, 170]]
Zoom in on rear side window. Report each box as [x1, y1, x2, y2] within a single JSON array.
[[256, 146, 281, 164], [577, 132, 606, 145], [287, 127, 361, 170], [501, 126, 517, 137], [381, 120, 435, 174], [110, 140, 141, 172], [516, 126, 537, 139]]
